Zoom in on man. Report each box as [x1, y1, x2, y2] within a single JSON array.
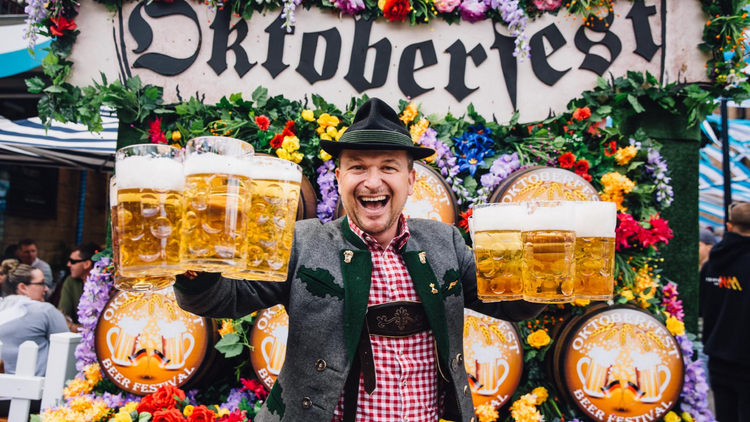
[[700, 202, 750, 421], [174, 98, 546, 422], [18, 239, 53, 291], [58, 242, 98, 331], [698, 228, 716, 269]]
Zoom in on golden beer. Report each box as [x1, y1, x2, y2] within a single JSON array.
[[181, 137, 254, 272], [224, 157, 302, 282], [573, 201, 616, 300], [522, 201, 576, 304], [471, 203, 526, 302], [110, 176, 175, 292], [116, 145, 185, 278]]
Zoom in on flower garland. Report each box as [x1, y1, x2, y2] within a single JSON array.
[[75, 257, 114, 371]]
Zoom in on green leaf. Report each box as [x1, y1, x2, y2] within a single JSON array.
[[596, 76, 609, 90], [25, 77, 46, 93], [138, 412, 152, 422], [229, 92, 243, 103], [524, 350, 538, 362], [252, 86, 269, 108], [43, 85, 66, 93], [508, 110, 520, 127], [627, 94, 645, 113], [127, 76, 143, 92], [215, 333, 244, 357]]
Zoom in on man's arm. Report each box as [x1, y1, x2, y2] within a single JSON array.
[[57, 277, 75, 321], [454, 226, 547, 322]]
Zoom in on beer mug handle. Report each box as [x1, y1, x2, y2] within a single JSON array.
[[262, 337, 274, 365], [497, 359, 510, 387], [576, 357, 590, 387], [657, 365, 671, 396], [183, 333, 195, 360], [107, 327, 120, 354]]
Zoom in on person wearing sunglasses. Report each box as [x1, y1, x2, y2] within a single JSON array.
[[0, 259, 68, 416], [57, 242, 99, 331]]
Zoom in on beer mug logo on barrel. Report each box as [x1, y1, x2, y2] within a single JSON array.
[[110, 176, 175, 292], [490, 167, 601, 204], [556, 306, 684, 420], [181, 137, 254, 272], [463, 309, 523, 411], [250, 305, 290, 390], [402, 163, 458, 224], [521, 201, 576, 304], [115, 145, 184, 279], [96, 288, 211, 395], [471, 203, 525, 302], [573, 202, 616, 301], [224, 157, 302, 282]]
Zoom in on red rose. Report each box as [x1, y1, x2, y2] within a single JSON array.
[[270, 134, 283, 149], [50, 17, 77, 37], [218, 410, 247, 422], [558, 152, 576, 169], [240, 378, 269, 400], [152, 408, 186, 422], [604, 140, 617, 157], [255, 115, 270, 131], [187, 405, 216, 422], [137, 385, 186, 414], [574, 159, 590, 175], [581, 173, 592, 182], [572, 106, 591, 121], [382, 0, 411, 22], [284, 120, 296, 134]]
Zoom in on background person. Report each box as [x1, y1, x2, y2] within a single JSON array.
[[57, 242, 98, 331], [699, 227, 717, 269], [700, 202, 750, 421], [18, 239, 54, 293]]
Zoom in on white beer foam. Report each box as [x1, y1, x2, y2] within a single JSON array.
[[119, 316, 148, 336], [248, 164, 303, 183], [574, 201, 616, 238], [157, 320, 187, 338], [588, 345, 619, 367], [472, 204, 527, 232], [524, 202, 575, 231], [184, 153, 255, 178], [271, 326, 289, 344], [116, 156, 184, 192], [631, 351, 661, 369], [472, 344, 504, 363], [109, 180, 117, 207]]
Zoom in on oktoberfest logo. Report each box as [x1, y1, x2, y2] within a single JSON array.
[[250, 305, 289, 390], [491, 167, 600, 204], [95, 288, 209, 395]]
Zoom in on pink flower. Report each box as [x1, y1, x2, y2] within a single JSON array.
[[435, 0, 460, 13], [334, 0, 365, 15], [533, 0, 561, 11], [459, 0, 487, 23], [615, 213, 641, 251]]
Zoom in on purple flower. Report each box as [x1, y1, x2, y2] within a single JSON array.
[[281, 0, 303, 33], [494, 0, 530, 60], [316, 160, 339, 222], [335, 0, 365, 14], [459, 0, 488, 23], [75, 259, 114, 371], [646, 148, 673, 206], [23, 0, 47, 51]]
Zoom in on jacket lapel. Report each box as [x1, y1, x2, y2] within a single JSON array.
[[340, 217, 372, 364]]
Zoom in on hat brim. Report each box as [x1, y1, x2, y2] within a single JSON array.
[[320, 140, 436, 160]]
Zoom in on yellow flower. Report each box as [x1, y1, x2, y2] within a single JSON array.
[[301, 109, 315, 122], [400, 102, 418, 124], [291, 152, 304, 164], [320, 150, 333, 162], [171, 131, 182, 142], [410, 118, 430, 143], [282, 135, 300, 152], [573, 298, 591, 307], [84, 363, 102, 385], [475, 403, 499, 422], [218, 320, 236, 337], [664, 411, 681, 422], [218, 408, 231, 417], [87, 401, 111, 421], [326, 126, 339, 138], [615, 145, 638, 165], [600, 172, 636, 212], [620, 289, 635, 301], [526, 329, 551, 349], [320, 133, 332, 141], [316, 126, 326, 135], [317, 113, 340, 128], [276, 148, 291, 161], [183, 405, 195, 417], [531, 386, 548, 404], [666, 316, 686, 336], [377, 0, 385, 9], [336, 126, 348, 140], [112, 411, 133, 422], [63, 377, 93, 399], [510, 394, 542, 422], [681, 412, 694, 422], [69, 396, 93, 412]]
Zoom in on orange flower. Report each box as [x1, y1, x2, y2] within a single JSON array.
[[572, 107, 592, 121]]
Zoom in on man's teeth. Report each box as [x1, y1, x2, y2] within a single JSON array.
[[361, 196, 387, 202]]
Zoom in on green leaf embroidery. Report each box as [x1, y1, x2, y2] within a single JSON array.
[[298, 266, 344, 300]]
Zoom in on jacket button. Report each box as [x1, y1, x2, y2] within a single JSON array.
[[451, 359, 459, 372], [315, 359, 326, 371], [301, 397, 312, 409], [456, 353, 463, 364], [464, 385, 469, 396]]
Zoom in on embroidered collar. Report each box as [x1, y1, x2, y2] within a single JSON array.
[[348, 214, 410, 252]]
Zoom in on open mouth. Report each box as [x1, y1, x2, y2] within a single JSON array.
[[358, 195, 389, 211]]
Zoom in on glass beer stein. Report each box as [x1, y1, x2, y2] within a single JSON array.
[[573, 201, 616, 300]]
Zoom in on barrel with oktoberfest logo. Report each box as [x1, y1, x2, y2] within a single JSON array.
[[551, 305, 684, 421], [249, 304, 289, 390], [488, 166, 600, 203]]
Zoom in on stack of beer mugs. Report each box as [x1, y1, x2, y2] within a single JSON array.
[[111, 138, 303, 292], [470, 200, 616, 304]]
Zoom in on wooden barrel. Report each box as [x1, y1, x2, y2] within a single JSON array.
[[550, 304, 684, 421], [489, 166, 600, 203], [255, 153, 318, 220], [249, 304, 289, 391], [95, 288, 230, 395], [334, 161, 459, 225]]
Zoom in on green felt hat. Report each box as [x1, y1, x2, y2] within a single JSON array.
[[319, 98, 435, 160]]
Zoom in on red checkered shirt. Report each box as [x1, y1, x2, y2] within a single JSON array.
[[332, 215, 439, 422]]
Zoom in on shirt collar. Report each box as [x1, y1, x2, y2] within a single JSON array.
[[348, 214, 410, 251]]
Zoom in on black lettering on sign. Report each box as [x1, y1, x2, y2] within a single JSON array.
[[398, 40, 438, 99], [296, 28, 342, 84], [129, 0, 202, 76], [262, 15, 293, 79], [574, 12, 622, 75], [207, 6, 254, 77], [444, 40, 487, 102], [529, 23, 570, 86], [490, 24, 518, 110], [345, 17, 392, 93], [626, 0, 660, 61]]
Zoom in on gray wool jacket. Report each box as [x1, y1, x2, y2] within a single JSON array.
[[174, 216, 546, 422]]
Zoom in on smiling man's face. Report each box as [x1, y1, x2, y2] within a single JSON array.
[[336, 149, 415, 245]]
